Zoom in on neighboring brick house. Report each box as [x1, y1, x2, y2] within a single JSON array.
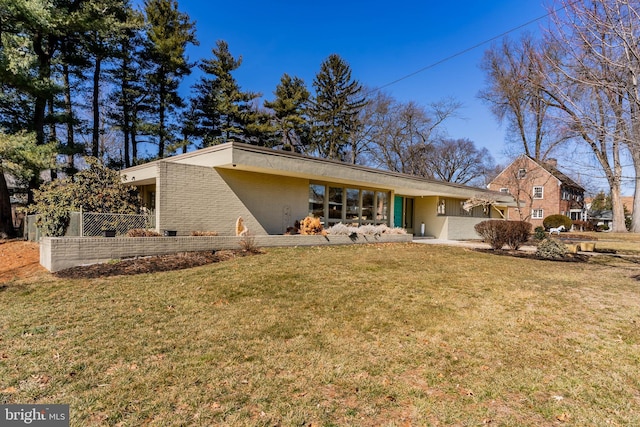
[[487, 155, 585, 227]]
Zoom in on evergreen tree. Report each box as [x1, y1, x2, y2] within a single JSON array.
[[0, 131, 56, 237], [192, 40, 262, 146], [308, 54, 367, 161], [108, 5, 145, 167], [263, 73, 310, 151], [141, 0, 197, 158]]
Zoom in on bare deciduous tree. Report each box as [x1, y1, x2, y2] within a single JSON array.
[[360, 92, 462, 174], [409, 138, 496, 186], [538, 0, 639, 232], [480, 34, 568, 161]]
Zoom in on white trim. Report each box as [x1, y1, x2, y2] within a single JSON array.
[[533, 186, 544, 199]]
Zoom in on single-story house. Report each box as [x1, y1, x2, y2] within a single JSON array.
[[120, 141, 517, 240]]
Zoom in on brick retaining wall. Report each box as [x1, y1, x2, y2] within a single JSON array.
[[40, 234, 413, 272]]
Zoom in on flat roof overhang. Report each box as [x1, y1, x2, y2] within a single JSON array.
[[121, 141, 517, 207]]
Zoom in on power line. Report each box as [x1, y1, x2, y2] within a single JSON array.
[[370, 4, 568, 94]]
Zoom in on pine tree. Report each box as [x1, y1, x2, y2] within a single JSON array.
[[192, 40, 262, 146], [141, 0, 197, 158], [109, 5, 145, 167], [264, 73, 310, 151], [0, 131, 56, 237], [308, 54, 367, 161]]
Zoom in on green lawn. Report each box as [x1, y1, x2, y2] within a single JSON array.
[[1, 242, 640, 426]]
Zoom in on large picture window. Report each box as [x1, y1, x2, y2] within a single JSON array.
[[310, 183, 389, 227], [346, 188, 360, 224], [376, 191, 388, 223], [309, 184, 325, 221], [362, 190, 374, 223], [328, 187, 343, 222]]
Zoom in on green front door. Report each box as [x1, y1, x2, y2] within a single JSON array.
[[394, 196, 403, 228]]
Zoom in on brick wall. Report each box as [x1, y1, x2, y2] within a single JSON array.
[[40, 234, 413, 272], [156, 163, 311, 236], [488, 157, 562, 227], [157, 162, 267, 236]]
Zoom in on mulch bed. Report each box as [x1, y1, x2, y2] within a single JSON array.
[[54, 249, 261, 279]]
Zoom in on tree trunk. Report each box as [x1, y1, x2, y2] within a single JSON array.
[[630, 151, 640, 232], [62, 62, 76, 173], [610, 184, 627, 232], [158, 77, 166, 158], [0, 172, 16, 238], [92, 53, 102, 158], [131, 110, 138, 164]]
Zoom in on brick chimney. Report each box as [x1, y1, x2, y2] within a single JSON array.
[[545, 158, 558, 168]]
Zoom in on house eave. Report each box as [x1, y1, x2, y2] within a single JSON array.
[[121, 141, 516, 206]]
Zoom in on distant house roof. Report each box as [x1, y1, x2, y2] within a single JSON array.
[[588, 210, 613, 221], [585, 196, 633, 215], [529, 156, 585, 191]]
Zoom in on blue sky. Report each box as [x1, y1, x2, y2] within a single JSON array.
[[174, 1, 551, 165]]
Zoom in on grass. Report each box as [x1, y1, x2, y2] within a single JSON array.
[[1, 242, 640, 426], [577, 231, 640, 254]]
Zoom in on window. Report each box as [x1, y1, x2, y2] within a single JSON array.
[[345, 188, 360, 224], [437, 199, 446, 215], [361, 190, 374, 223], [518, 168, 527, 179], [309, 184, 325, 220], [328, 187, 343, 222], [531, 209, 543, 219], [500, 188, 509, 193], [376, 191, 388, 223], [309, 184, 390, 227], [533, 186, 543, 199]]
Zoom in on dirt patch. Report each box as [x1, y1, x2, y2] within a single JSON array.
[[53, 249, 259, 279], [0, 240, 44, 283]]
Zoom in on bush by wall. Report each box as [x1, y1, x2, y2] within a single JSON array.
[[475, 220, 532, 250], [126, 228, 161, 237], [504, 221, 532, 250], [543, 214, 572, 231]]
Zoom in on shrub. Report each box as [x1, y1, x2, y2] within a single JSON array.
[[534, 226, 546, 241], [572, 220, 594, 232], [126, 228, 161, 237], [299, 216, 326, 235], [190, 231, 219, 236], [475, 220, 531, 250], [504, 221, 532, 250], [543, 214, 572, 231], [536, 238, 568, 260], [31, 157, 140, 237], [474, 220, 507, 250], [238, 233, 261, 253]]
